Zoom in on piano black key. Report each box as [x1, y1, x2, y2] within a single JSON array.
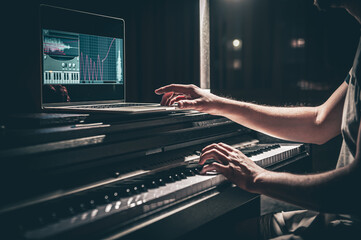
[[81, 189, 120, 208], [56, 205, 77, 219], [90, 190, 111, 204], [136, 175, 162, 189], [173, 173, 181, 181], [106, 183, 139, 197], [138, 183, 148, 192], [192, 166, 203, 174], [164, 175, 175, 183], [156, 178, 165, 186], [132, 186, 140, 194], [104, 188, 123, 200], [121, 187, 133, 197], [253, 150, 263, 155], [21, 215, 46, 230], [29, 204, 60, 226], [123, 180, 149, 192], [23, 172, 228, 239], [78, 202, 88, 211], [47, 211, 59, 223], [179, 172, 187, 179], [18, 143, 304, 240], [184, 169, 196, 176], [88, 199, 96, 209], [145, 180, 159, 189], [60, 194, 94, 213]]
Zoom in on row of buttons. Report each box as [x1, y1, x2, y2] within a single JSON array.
[[62, 63, 76, 68]]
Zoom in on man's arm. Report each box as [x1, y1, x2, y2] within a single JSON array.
[[199, 120, 361, 215], [155, 83, 347, 145]]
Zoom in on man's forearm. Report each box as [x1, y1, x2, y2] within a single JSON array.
[[156, 83, 346, 144], [216, 99, 324, 144], [251, 165, 361, 214], [213, 83, 347, 144]]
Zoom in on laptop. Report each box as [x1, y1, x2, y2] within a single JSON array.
[[40, 5, 178, 114]]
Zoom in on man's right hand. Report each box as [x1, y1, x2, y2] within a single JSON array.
[[154, 84, 225, 115]]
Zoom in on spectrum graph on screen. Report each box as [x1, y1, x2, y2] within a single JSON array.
[[42, 29, 123, 85]]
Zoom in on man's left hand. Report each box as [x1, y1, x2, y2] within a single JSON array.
[[199, 142, 266, 193]]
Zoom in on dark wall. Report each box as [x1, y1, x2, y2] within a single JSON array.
[[210, 0, 360, 106], [1, 0, 199, 113]]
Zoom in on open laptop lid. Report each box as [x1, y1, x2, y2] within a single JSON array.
[[40, 5, 126, 108]]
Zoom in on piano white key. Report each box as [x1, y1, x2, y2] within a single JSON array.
[[25, 173, 225, 239], [24, 143, 303, 239], [249, 144, 301, 167]]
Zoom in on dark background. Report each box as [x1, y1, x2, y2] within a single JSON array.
[[1, 0, 200, 112], [1, 0, 360, 171], [210, 0, 360, 106]]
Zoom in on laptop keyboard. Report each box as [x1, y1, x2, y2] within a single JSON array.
[[72, 103, 154, 109]]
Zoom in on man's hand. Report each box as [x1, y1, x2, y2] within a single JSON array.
[[199, 142, 266, 193], [155, 84, 225, 115]]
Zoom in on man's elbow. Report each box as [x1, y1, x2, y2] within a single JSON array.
[[312, 106, 341, 145], [312, 108, 328, 145], [312, 120, 339, 145], [312, 137, 331, 146], [312, 127, 340, 145], [309, 126, 332, 145]]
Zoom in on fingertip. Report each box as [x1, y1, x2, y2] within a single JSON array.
[[199, 154, 213, 166], [178, 100, 193, 109], [201, 144, 212, 152], [198, 155, 205, 165], [211, 162, 226, 172], [198, 160, 204, 166], [199, 164, 210, 174], [177, 101, 184, 108], [154, 88, 163, 95]]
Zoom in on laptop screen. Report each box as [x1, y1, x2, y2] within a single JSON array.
[[40, 5, 125, 105]]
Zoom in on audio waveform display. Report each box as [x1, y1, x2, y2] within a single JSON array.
[[80, 38, 116, 82], [44, 37, 79, 57], [43, 29, 123, 85], [79, 35, 122, 84]]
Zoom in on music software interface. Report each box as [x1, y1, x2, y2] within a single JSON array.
[[42, 29, 123, 85]]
